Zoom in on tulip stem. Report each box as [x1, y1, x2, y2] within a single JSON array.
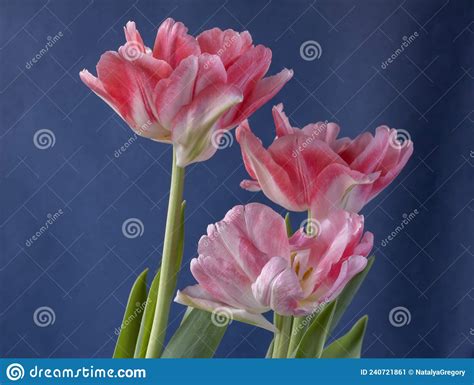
[[146, 147, 185, 358], [272, 314, 293, 358]]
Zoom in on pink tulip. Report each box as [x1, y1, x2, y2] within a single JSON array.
[[80, 19, 293, 166], [175, 203, 373, 331], [237, 104, 413, 217]]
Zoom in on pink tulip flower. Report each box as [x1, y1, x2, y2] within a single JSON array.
[[175, 203, 373, 331], [80, 19, 293, 167], [237, 104, 413, 217]]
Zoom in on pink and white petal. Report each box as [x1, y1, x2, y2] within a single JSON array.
[[154, 56, 199, 131], [171, 83, 242, 167], [348, 126, 391, 174], [81, 53, 168, 139], [195, 54, 227, 95], [352, 231, 374, 258], [222, 68, 293, 129], [175, 285, 275, 332], [318, 255, 368, 302], [190, 256, 265, 311], [237, 123, 305, 211], [370, 139, 414, 198], [152, 18, 200, 68], [252, 256, 289, 308], [198, 203, 289, 281], [197, 28, 253, 68], [272, 103, 294, 137], [310, 164, 380, 219], [237, 120, 259, 179], [240, 179, 261, 191]]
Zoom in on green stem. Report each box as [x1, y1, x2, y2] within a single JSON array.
[[146, 147, 185, 358], [272, 314, 292, 358], [287, 316, 306, 356]]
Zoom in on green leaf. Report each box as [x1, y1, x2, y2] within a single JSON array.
[[294, 300, 337, 358], [322, 315, 368, 358], [161, 308, 227, 358], [265, 339, 274, 358], [330, 256, 375, 333], [113, 268, 148, 358], [133, 270, 160, 358]]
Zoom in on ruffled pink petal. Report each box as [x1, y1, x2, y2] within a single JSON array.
[[236, 122, 305, 211], [80, 51, 171, 139], [171, 83, 242, 166], [240, 179, 261, 192], [310, 163, 380, 219], [370, 133, 414, 198], [152, 18, 200, 68], [191, 255, 264, 311], [197, 28, 253, 68], [272, 103, 294, 137], [175, 285, 276, 332], [223, 69, 293, 129], [352, 231, 374, 257], [154, 56, 199, 132], [118, 21, 148, 60], [342, 126, 391, 174], [317, 255, 368, 302], [198, 203, 290, 281], [195, 54, 227, 95], [252, 257, 305, 316]]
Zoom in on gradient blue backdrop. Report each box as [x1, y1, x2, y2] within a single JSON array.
[[1, 0, 473, 358]]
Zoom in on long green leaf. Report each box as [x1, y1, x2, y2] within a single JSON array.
[[113, 268, 148, 358], [294, 300, 337, 358], [161, 308, 227, 358], [133, 270, 160, 358], [322, 315, 368, 358], [265, 339, 274, 358], [330, 256, 375, 333]]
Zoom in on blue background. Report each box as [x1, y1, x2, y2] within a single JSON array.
[[1, 0, 473, 358]]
